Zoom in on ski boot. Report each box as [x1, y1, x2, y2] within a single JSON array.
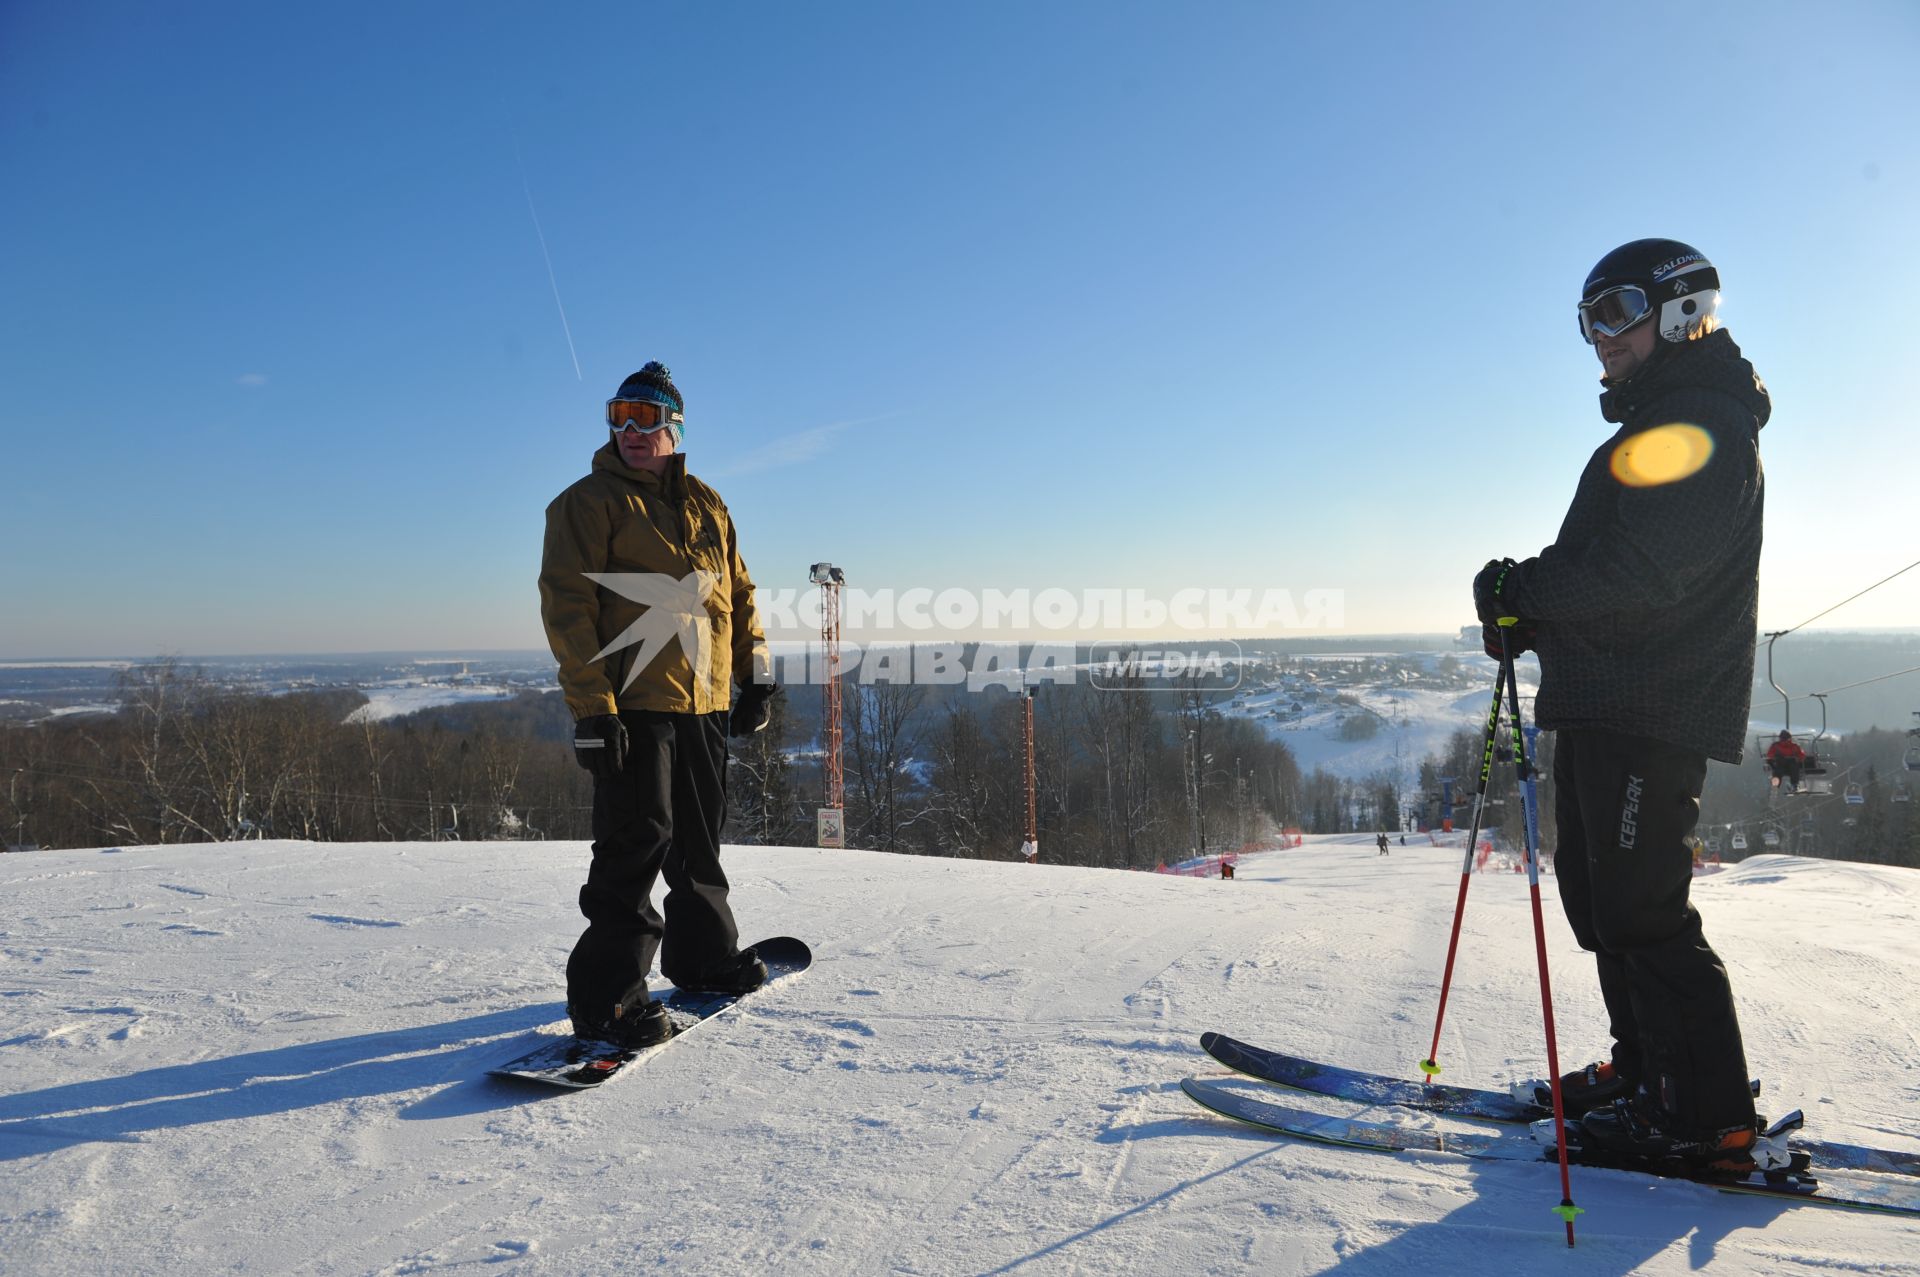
[[1579, 1089, 1792, 1173], [1511, 1060, 1634, 1118]]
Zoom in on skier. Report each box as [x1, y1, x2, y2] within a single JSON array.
[[1472, 240, 1773, 1170], [1765, 730, 1806, 793], [1376, 832, 1390, 856], [539, 361, 778, 1049]]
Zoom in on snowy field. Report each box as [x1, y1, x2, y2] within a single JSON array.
[[2, 836, 1916, 1275], [1220, 653, 1540, 786], [342, 683, 523, 723]]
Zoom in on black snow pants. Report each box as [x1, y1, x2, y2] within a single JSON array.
[[567, 709, 739, 1014], [1552, 728, 1755, 1134]]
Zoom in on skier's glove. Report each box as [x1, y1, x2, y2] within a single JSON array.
[[573, 713, 628, 779], [729, 682, 778, 740], [1472, 558, 1520, 624], [1482, 620, 1538, 662]]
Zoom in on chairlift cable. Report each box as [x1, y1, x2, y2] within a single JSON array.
[[1774, 558, 1920, 638], [1807, 664, 1920, 699]]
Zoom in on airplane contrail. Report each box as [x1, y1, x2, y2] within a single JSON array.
[[514, 139, 582, 380]]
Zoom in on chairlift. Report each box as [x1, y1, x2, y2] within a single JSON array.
[[1730, 827, 1748, 852], [1756, 649, 1837, 792], [1844, 783, 1864, 805], [1894, 783, 1912, 805], [1762, 828, 1781, 850]]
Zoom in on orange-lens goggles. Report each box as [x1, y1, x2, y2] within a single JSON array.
[[607, 398, 677, 431]]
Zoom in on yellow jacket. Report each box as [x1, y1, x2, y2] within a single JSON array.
[[539, 446, 769, 720]]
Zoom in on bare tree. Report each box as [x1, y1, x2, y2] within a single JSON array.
[[843, 679, 925, 852]]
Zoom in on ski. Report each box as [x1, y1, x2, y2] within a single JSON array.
[[1180, 1077, 1920, 1217], [1199, 1032, 1920, 1178], [490, 936, 811, 1090]]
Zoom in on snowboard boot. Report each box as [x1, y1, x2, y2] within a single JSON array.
[[1513, 1060, 1634, 1118], [568, 990, 673, 1049], [667, 948, 768, 996], [1579, 1090, 1789, 1173]]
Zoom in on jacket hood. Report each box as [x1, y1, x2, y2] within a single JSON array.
[[1600, 328, 1771, 432]]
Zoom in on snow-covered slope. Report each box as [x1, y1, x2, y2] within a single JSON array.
[[2, 838, 1915, 1275], [1220, 653, 1539, 786], [342, 682, 522, 723]]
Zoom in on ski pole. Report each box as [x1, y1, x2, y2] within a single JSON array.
[[1419, 665, 1506, 1080], [1499, 618, 1581, 1245]]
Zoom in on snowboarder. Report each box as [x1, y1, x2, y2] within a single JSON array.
[[1472, 240, 1772, 1170], [1376, 832, 1390, 856], [539, 361, 778, 1049], [1765, 730, 1806, 793]]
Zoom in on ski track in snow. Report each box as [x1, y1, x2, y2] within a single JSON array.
[[0, 836, 1916, 1275]]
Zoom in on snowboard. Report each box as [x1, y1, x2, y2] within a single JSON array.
[[1179, 1076, 1920, 1216], [1199, 1031, 1920, 1178], [490, 936, 811, 1090]]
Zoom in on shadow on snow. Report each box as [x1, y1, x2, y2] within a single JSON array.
[[0, 1005, 570, 1159]]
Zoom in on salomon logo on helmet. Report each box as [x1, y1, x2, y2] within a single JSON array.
[[1580, 239, 1722, 344]]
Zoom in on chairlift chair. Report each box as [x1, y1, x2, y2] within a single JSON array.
[[1730, 829, 1748, 851], [1762, 828, 1781, 850], [1894, 783, 1913, 804], [1844, 783, 1864, 805]]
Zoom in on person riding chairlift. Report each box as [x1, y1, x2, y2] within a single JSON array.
[[1765, 730, 1806, 793]]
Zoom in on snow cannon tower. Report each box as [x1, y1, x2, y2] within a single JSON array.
[[810, 563, 846, 848], [1021, 683, 1039, 864]]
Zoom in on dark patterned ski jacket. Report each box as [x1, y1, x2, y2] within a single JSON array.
[[1501, 329, 1770, 763]]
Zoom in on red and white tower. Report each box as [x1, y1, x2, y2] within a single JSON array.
[[1021, 684, 1039, 863], [810, 563, 846, 847]]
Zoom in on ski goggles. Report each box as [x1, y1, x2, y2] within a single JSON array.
[[606, 397, 686, 435], [1577, 285, 1654, 344]]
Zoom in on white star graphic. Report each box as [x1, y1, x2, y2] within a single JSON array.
[[583, 570, 723, 692]]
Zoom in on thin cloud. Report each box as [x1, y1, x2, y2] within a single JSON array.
[[708, 411, 904, 477]]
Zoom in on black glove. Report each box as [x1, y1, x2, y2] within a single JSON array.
[[1482, 619, 1538, 661], [1472, 557, 1519, 624], [729, 682, 778, 740], [573, 713, 628, 779]]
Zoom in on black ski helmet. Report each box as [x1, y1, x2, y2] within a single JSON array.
[[1580, 239, 1721, 344]]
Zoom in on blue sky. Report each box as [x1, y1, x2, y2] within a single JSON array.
[[2, 0, 1916, 658]]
